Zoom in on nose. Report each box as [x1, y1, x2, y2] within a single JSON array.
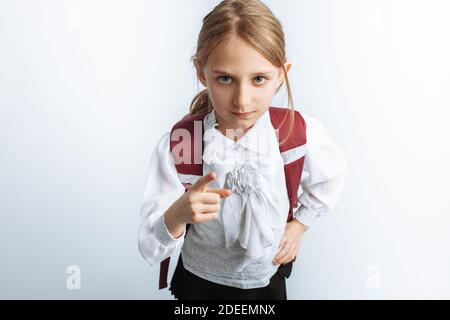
[[232, 84, 251, 110]]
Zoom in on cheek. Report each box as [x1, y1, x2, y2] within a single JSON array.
[[208, 86, 231, 106], [255, 86, 277, 104]]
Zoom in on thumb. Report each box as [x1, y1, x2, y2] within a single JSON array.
[[190, 171, 216, 192]]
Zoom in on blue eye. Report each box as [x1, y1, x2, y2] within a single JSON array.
[[217, 76, 232, 83], [254, 76, 268, 84]]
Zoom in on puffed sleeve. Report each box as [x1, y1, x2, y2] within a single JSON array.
[[293, 114, 347, 227], [138, 132, 186, 266]]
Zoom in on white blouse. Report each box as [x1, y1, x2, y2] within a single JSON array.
[[138, 108, 347, 289]]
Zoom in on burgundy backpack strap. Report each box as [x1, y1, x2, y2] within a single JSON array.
[[159, 258, 170, 289], [170, 112, 206, 177], [158, 112, 206, 290], [269, 107, 307, 222]]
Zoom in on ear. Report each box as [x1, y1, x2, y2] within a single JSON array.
[[284, 60, 292, 75], [194, 59, 207, 88], [277, 60, 292, 86], [275, 61, 292, 94]]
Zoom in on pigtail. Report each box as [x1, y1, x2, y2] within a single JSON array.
[[189, 89, 213, 116]]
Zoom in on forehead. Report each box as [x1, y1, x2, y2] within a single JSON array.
[[205, 36, 278, 75]]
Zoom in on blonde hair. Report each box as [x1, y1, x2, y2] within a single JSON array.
[[189, 0, 295, 142]]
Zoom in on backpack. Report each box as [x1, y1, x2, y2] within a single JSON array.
[[159, 106, 307, 289]]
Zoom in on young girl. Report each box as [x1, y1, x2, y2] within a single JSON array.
[[139, 0, 346, 300]]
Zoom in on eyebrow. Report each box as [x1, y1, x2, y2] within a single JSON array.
[[212, 70, 274, 76]]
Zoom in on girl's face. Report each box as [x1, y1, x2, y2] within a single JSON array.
[[195, 36, 291, 136]]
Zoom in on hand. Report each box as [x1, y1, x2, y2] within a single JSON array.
[[173, 171, 232, 225], [272, 219, 308, 265]]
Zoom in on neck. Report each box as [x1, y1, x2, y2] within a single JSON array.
[[214, 111, 254, 142]]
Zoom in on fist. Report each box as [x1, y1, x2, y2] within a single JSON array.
[[178, 172, 232, 224]]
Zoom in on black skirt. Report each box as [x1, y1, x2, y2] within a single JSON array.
[[169, 255, 293, 300]]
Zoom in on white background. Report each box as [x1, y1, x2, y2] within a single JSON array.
[[1, 0, 449, 299]]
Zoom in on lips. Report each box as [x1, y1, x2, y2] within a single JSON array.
[[231, 111, 255, 119]]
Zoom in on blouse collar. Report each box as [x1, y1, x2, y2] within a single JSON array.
[[203, 108, 277, 156]]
